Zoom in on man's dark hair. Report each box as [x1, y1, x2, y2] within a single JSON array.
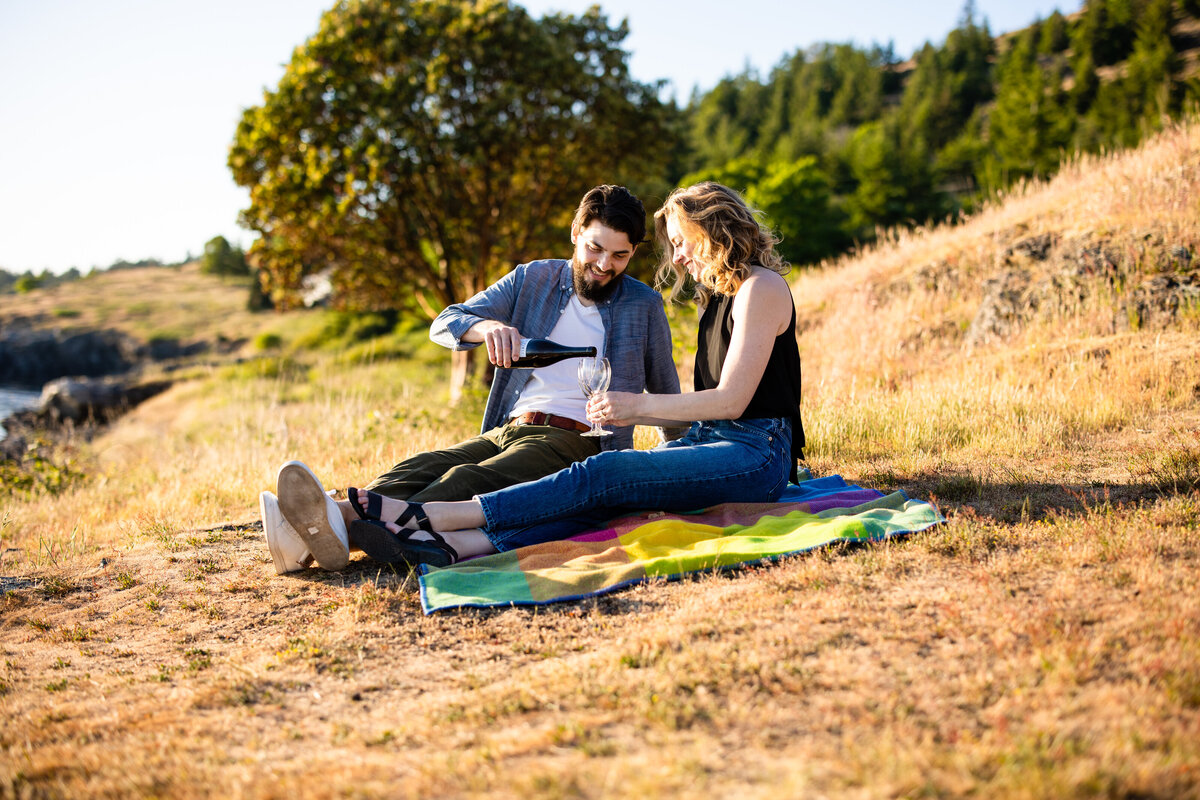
[[572, 185, 647, 245]]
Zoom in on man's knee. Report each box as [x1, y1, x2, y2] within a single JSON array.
[[409, 464, 495, 503]]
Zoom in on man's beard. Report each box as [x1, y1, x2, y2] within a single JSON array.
[[572, 256, 623, 303]]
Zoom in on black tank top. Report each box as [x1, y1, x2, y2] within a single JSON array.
[[694, 291, 806, 465]]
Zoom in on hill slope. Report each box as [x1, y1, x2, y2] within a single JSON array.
[[792, 118, 1199, 511], [1, 123, 1198, 799]]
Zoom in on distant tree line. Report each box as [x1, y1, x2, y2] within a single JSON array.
[[680, 0, 1200, 266]]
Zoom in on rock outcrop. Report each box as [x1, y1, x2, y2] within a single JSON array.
[[0, 319, 208, 386], [964, 234, 1197, 348]]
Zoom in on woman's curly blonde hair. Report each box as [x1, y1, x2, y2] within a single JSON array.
[[653, 182, 789, 304]]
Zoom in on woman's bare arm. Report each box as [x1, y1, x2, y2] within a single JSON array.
[[591, 268, 793, 427]]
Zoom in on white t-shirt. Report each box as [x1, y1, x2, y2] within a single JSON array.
[[508, 295, 604, 425]]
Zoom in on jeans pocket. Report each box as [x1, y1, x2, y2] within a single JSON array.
[[727, 418, 782, 446]]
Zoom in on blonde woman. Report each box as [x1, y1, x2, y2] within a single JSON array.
[[347, 182, 806, 567]]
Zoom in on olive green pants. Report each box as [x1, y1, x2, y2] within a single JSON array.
[[364, 421, 601, 502]]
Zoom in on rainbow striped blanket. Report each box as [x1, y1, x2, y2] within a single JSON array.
[[417, 474, 944, 613]]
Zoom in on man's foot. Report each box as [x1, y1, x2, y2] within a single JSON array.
[[259, 490, 314, 574], [276, 461, 350, 571]]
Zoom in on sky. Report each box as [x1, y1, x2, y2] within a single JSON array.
[[0, 0, 1078, 276]]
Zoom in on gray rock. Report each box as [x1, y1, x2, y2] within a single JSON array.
[[965, 270, 1036, 347], [37, 376, 172, 424], [1121, 271, 1200, 329], [1004, 233, 1056, 262]]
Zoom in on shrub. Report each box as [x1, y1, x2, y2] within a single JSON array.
[[253, 332, 283, 351]]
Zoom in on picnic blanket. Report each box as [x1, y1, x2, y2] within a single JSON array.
[[417, 473, 944, 613]]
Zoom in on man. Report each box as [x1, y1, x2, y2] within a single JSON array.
[[261, 184, 680, 573]]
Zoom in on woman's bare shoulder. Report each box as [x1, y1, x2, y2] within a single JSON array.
[[740, 266, 792, 299], [734, 268, 793, 331]]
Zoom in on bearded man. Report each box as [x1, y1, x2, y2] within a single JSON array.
[[259, 185, 680, 573]]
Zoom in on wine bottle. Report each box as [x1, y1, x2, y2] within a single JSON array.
[[503, 338, 597, 368]]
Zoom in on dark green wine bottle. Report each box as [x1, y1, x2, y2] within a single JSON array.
[[505, 338, 597, 368]]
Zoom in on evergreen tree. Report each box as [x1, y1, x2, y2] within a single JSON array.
[[1074, 0, 1138, 67], [685, 72, 767, 171], [935, 109, 989, 201], [844, 121, 915, 237], [1070, 48, 1101, 116], [1038, 11, 1070, 54], [1126, 0, 1178, 130], [892, 9, 994, 160], [982, 28, 1073, 191], [671, 0, 1193, 266]]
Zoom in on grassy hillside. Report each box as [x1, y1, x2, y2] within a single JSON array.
[[1, 122, 1199, 798], [0, 262, 268, 348], [792, 116, 1200, 512]]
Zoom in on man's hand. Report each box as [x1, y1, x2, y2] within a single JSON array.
[[482, 324, 523, 368]]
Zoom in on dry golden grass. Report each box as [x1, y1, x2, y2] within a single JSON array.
[[2, 121, 1199, 798]]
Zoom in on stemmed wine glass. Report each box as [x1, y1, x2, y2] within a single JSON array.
[[577, 356, 612, 437]]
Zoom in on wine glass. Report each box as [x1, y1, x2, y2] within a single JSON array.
[[577, 356, 612, 437]]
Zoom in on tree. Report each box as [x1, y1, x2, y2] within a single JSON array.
[[685, 72, 767, 171], [1073, 0, 1138, 67], [895, 9, 994, 155], [200, 235, 249, 276], [981, 29, 1073, 191], [248, 261, 273, 312], [1126, 0, 1178, 131], [1038, 11, 1070, 54], [745, 157, 846, 267], [843, 121, 910, 237], [14, 272, 41, 293], [229, 0, 676, 393]]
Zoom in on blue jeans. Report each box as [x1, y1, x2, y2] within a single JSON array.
[[477, 418, 793, 551]]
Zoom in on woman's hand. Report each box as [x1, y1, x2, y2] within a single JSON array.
[[586, 391, 640, 427]]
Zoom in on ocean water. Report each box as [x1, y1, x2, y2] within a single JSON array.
[[0, 386, 41, 441]]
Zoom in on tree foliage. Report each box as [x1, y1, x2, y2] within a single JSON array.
[[981, 27, 1074, 190], [230, 0, 677, 315], [200, 235, 249, 277]]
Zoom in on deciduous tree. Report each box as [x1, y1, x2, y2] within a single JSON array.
[[230, 0, 676, 392]]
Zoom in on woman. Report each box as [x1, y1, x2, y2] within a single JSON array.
[[350, 182, 806, 567]]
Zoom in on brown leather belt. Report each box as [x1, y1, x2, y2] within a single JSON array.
[[513, 411, 590, 434]]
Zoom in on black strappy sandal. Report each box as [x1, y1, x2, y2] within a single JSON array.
[[347, 488, 433, 533], [393, 500, 434, 534], [349, 519, 459, 569], [346, 487, 378, 521]]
